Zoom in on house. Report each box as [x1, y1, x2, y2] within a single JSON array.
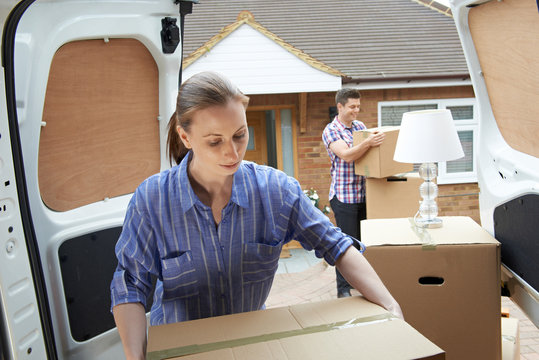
[[181, 0, 480, 223]]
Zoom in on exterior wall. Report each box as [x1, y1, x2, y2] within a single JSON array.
[[438, 182, 480, 223], [249, 85, 481, 225]]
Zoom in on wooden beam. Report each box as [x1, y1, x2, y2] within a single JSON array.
[[299, 92, 307, 133]]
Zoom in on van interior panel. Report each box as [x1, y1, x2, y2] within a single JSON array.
[[58, 226, 155, 341], [494, 194, 539, 292], [468, 0, 539, 158], [39, 38, 160, 211]]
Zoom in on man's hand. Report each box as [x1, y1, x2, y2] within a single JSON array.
[[329, 130, 386, 163], [366, 131, 385, 147]]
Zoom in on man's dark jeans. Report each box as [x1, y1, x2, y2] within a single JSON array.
[[329, 196, 366, 293]]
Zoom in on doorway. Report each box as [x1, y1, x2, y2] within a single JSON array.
[[244, 108, 296, 177], [245, 111, 269, 166]]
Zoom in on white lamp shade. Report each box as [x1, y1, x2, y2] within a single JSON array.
[[393, 109, 465, 163]]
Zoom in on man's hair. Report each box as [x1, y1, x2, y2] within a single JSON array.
[[335, 88, 361, 106]]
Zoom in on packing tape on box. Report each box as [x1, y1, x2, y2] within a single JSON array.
[[407, 218, 437, 250], [147, 313, 395, 360], [502, 335, 517, 343]]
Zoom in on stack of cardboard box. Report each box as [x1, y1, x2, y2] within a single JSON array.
[[353, 126, 420, 219], [361, 216, 501, 360], [353, 129, 503, 359]]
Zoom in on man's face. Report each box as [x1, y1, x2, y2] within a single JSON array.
[[337, 98, 360, 124]]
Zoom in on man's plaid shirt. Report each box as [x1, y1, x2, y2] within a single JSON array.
[[322, 117, 367, 204]]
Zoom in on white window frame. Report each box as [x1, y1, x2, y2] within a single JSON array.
[[378, 98, 478, 184]]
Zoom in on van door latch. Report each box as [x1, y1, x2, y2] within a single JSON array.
[[161, 17, 180, 54]]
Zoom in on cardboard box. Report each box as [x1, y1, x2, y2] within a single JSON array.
[[147, 296, 445, 360], [366, 173, 422, 219], [353, 126, 413, 178], [501, 317, 519, 360], [361, 216, 501, 360]]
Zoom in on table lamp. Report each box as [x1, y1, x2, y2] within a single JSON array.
[[393, 109, 464, 228]]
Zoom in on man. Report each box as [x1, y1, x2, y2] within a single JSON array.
[[322, 88, 385, 298]]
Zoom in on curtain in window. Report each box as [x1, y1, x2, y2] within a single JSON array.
[[446, 105, 473, 121], [380, 104, 437, 126]]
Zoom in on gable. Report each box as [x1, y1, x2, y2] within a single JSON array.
[[182, 23, 342, 94]]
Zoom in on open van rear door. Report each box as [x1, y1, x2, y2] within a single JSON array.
[[1, 1, 191, 358], [451, 0, 539, 326]]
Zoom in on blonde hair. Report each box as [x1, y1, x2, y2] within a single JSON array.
[[167, 72, 250, 165]]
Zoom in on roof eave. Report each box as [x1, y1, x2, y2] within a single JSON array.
[[342, 73, 471, 84]]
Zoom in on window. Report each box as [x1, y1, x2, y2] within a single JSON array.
[[378, 98, 477, 184], [279, 109, 295, 177]]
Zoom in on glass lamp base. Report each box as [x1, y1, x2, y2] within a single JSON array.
[[415, 216, 443, 229]]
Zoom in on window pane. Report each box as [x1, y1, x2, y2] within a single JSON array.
[[381, 104, 437, 126], [265, 111, 278, 168], [247, 127, 255, 150], [447, 105, 473, 121], [447, 130, 473, 173], [280, 109, 294, 177]]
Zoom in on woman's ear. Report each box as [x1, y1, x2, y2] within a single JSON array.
[[177, 126, 192, 149]]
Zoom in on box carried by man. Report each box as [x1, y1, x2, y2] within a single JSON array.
[[353, 126, 413, 178]]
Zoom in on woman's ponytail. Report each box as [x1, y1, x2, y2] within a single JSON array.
[[166, 111, 189, 165]]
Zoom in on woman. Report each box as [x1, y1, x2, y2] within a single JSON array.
[[111, 71, 402, 360]]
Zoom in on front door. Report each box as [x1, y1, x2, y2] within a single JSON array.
[[244, 110, 268, 165]]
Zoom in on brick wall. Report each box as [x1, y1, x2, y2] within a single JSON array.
[[438, 183, 480, 224], [249, 85, 481, 225]]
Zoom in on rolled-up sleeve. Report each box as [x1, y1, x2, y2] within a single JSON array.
[[274, 176, 362, 266], [110, 185, 158, 311]]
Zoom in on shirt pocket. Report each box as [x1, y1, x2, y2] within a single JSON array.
[[160, 252, 199, 300], [242, 242, 281, 284]]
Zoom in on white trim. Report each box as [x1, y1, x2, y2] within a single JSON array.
[[342, 78, 471, 91], [437, 125, 478, 184]]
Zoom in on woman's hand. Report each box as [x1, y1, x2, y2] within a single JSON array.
[[113, 302, 148, 360], [335, 246, 404, 320], [385, 300, 404, 320]]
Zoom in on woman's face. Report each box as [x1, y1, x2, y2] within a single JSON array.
[[178, 99, 249, 178]]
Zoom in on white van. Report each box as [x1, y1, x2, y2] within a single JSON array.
[[451, 0, 538, 328], [0, 1, 195, 358], [0, 0, 537, 359]]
